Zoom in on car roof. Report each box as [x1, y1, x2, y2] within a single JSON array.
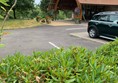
[[95, 11, 118, 15]]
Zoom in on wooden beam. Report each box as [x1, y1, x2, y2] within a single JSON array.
[[54, 0, 60, 11]]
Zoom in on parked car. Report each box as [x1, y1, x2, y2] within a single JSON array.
[[87, 11, 118, 39]]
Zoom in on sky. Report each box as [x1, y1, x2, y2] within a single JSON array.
[[35, 0, 41, 4]]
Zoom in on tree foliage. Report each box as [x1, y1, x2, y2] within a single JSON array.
[[7, 0, 34, 11], [7, 0, 35, 19], [40, 0, 50, 13]]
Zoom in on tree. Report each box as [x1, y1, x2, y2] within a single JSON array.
[[40, 0, 56, 19], [7, 0, 35, 19], [40, 0, 50, 13], [29, 5, 42, 18]]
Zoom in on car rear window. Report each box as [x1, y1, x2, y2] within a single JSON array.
[[109, 15, 118, 22]]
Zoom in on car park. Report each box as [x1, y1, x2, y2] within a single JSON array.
[[87, 11, 118, 40]]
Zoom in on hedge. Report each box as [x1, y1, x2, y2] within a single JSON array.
[[0, 39, 118, 83]]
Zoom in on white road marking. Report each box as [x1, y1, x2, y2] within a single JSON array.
[[66, 28, 85, 30], [49, 42, 60, 49]]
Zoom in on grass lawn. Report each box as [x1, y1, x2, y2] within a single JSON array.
[[0, 19, 40, 29]]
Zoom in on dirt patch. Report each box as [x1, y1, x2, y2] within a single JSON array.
[[48, 20, 88, 27], [48, 20, 77, 26]]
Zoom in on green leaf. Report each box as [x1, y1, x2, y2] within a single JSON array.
[[1, 6, 6, 11], [0, 44, 5, 48], [0, 15, 3, 19], [65, 78, 75, 83], [0, 0, 9, 6], [51, 75, 59, 81], [0, 32, 3, 36]]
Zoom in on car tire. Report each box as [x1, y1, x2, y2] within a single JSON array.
[[88, 28, 99, 38]]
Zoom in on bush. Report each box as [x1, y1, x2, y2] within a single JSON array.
[[0, 40, 118, 82], [96, 39, 118, 83], [96, 39, 118, 57]]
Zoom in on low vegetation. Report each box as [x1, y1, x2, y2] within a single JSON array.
[[0, 19, 40, 29], [96, 39, 118, 57], [0, 39, 118, 83]]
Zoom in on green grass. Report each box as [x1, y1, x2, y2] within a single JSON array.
[[0, 19, 41, 29]]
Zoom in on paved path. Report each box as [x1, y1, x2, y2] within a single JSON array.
[[0, 21, 110, 58]]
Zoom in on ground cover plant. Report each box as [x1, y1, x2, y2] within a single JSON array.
[[0, 39, 118, 83]]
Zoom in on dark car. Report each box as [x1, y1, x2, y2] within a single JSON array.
[[87, 11, 118, 40]]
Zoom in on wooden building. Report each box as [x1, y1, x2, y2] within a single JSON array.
[[49, 0, 118, 20]]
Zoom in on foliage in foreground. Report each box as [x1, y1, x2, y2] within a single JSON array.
[[96, 39, 118, 57], [0, 40, 118, 83]]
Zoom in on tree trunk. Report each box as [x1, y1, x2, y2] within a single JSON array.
[[13, 8, 16, 19]]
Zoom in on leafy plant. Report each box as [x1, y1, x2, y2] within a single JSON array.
[[96, 39, 118, 57], [0, 0, 8, 19]]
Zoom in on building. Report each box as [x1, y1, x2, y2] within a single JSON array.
[[49, 0, 118, 20]]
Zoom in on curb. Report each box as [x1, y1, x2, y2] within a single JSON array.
[[70, 32, 108, 44]]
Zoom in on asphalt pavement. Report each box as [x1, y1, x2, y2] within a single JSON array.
[[0, 21, 109, 58]]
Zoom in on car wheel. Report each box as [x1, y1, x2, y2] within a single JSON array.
[[89, 28, 98, 38]]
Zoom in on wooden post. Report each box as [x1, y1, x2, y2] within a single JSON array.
[[54, 0, 60, 11], [54, 0, 60, 20], [75, 0, 82, 21]]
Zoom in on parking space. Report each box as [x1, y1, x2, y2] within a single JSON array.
[[0, 21, 110, 58]]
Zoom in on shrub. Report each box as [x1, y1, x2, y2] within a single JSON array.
[[96, 39, 118, 83], [0, 40, 118, 82], [96, 39, 118, 57]]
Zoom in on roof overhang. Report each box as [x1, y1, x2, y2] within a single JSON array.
[[49, 0, 118, 10], [78, 0, 118, 5]]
